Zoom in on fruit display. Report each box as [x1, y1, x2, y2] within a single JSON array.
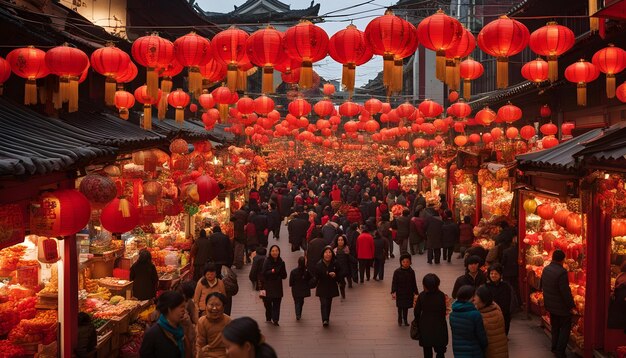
[[0, 340, 27, 358], [0, 245, 26, 273], [482, 187, 513, 219], [8, 311, 58, 345]]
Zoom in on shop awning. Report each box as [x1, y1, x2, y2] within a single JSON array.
[[574, 121, 626, 161], [516, 129, 604, 170], [592, 0, 626, 20], [149, 118, 234, 143]]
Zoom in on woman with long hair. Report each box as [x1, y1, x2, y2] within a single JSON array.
[[196, 292, 231, 358], [314, 246, 342, 327], [413, 273, 448, 358], [261, 245, 287, 326], [333, 235, 352, 297], [140, 291, 187, 358], [223, 317, 277, 358], [130, 249, 159, 301]]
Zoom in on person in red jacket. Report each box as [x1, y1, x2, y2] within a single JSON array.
[[355, 224, 375, 283], [330, 185, 342, 202], [388, 176, 399, 194], [346, 202, 363, 224]]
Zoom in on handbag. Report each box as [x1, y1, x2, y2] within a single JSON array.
[[410, 319, 420, 340]]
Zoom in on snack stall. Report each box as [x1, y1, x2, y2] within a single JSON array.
[[449, 150, 485, 223]]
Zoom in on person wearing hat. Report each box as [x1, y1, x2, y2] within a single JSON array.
[[451, 255, 486, 299], [391, 254, 418, 326]]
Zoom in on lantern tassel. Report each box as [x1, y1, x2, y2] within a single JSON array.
[[496, 57, 509, 89], [262, 66, 274, 94], [143, 104, 152, 130], [299, 61, 313, 89], [59, 77, 70, 103], [463, 79, 472, 100], [589, 0, 598, 32], [68, 77, 79, 113], [218, 103, 229, 122], [0, 84, 3, 96], [175, 107, 184, 124], [119, 108, 129, 120], [158, 77, 172, 120], [25, 79, 37, 105], [548, 56, 558, 82], [577, 83, 587, 106], [147, 67, 159, 100], [445, 59, 457, 90], [118, 197, 131, 218], [454, 59, 461, 91], [344, 63, 356, 93], [188, 67, 202, 99], [105, 77, 117, 106], [227, 63, 238, 92], [383, 54, 394, 87], [237, 69, 248, 92], [606, 74, 616, 99], [436, 51, 446, 81], [392, 59, 403, 94]]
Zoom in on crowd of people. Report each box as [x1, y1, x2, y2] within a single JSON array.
[[134, 163, 583, 358]]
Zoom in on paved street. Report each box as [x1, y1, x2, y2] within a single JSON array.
[[230, 224, 562, 358]]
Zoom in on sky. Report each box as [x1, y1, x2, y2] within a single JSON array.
[[195, 0, 397, 87]]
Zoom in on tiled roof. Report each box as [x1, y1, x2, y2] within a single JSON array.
[[516, 129, 604, 170]]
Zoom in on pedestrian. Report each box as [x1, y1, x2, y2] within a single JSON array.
[[458, 216, 474, 259], [356, 224, 375, 283], [130, 249, 159, 301], [500, 238, 520, 310], [346, 201, 363, 225], [441, 210, 459, 263], [267, 202, 282, 241], [194, 264, 226, 317], [452, 255, 487, 299], [424, 206, 444, 264], [191, 230, 212, 281], [540, 250, 576, 358], [485, 263, 513, 335], [373, 222, 388, 281], [306, 234, 326, 274], [289, 256, 312, 321], [179, 281, 198, 358], [390, 254, 418, 326], [409, 207, 426, 255], [391, 209, 411, 255], [287, 210, 309, 251], [245, 213, 258, 262], [315, 246, 342, 327], [377, 212, 394, 259], [346, 222, 360, 284], [449, 285, 488, 358], [248, 248, 266, 291], [75, 312, 97, 358], [261, 245, 287, 326], [414, 273, 448, 358], [209, 225, 234, 276], [230, 206, 248, 269], [220, 265, 238, 316], [320, 217, 341, 246], [474, 286, 509, 358], [196, 292, 231, 358], [222, 317, 277, 358], [252, 207, 269, 248], [140, 291, 187, 358]]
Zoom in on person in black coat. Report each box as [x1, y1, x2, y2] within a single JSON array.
[[540, 250, 576, 358], [501, 240, 520, 308], [254, 207, 270, 248], [248, 247, 266, 291], [140, 291, 186, 358], [346, 222, 360, 284], [391, 254, 418, 326], [279, 191, 293, 218], [333, 235, 353, 297], [289, 256, 313, 320], [486, 263, 514, 335], [441, 210, 459, 263], [315, 246, 342, 327], [414, 273, 448, 358], [373, 228, 389, 281], [261, 245, 287, 326], [209, 225, 234, 275], [306, 236, 326, 274], [288, 211, 309, 251], [424, 207, 444, 264], [267, 202, 282, 241], [451, 255, 487, 299], [130, 249, 159, 301], [191, 230, 212, 282]]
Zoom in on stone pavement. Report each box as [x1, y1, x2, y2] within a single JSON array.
[[229, 224, 567, 358]]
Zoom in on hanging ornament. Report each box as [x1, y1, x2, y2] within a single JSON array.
[[45, 44, 89, 112], [521, 58, 549, 84], [283, 20, 329, 89], [328, 24, 373, 94], [459, 58, 484, 100], [174, 31, 212, 98], [134, 85, 162, 130], [246, 26, 283, 94], [443, 28, 475, 90], [417, 9, 464, 82], [591, 44, 626, 99], [7, 46, 49, 105], [132, 33, 175, 100], [114, 90, 135, 120], [37, 237, 59, 264], [211, 27, 249, 92], [167, 89, 190, 124], [564, 59, 599, 106], [91, 43, 131, 106]]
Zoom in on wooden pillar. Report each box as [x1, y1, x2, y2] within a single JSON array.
[[60, 234, 78, 357]]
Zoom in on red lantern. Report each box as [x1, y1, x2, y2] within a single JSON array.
[[314, 99, 334, 118], [565, 59, 600, 106], [592, 44, 626, 99], [443, 28, 475, 90], [365, 9, 418, 93], [114, 90, 135, 120], [490, 127, 503, 141], [542, 135, 559, 149], [396, 102, 415, 119], [254, 95, 275, 115], [561, 122, 575, 136], [433, 118, 447, 132], [419, 100, 443, 118], [323, 83, 335, 96], [134, 85, 162, 130], [566, 213, 582, 236], [200, 58, 227, 83], [468, 133, 481, 144], [91, 44, 131, 105], [198, 90, 215, 110], [454, 135, 468, 147], [7, 46, 49, 105], [32, 190, 90, 237], [520, 125, 536, 140], [364, 120, 380, 133], [459, 58, 484, 100], [448, 100, 472, 119], [329, 24, 373, 93], [420, 123, 436, 135], [453, 121, 466, 133], [288, 98, 312, 117], [170, 138, 189, 154], [343, 121, 358, 133], [45, 44, 89, 112], [236, 96, 255, 115], [167, 89, 190, 124], [521, 58, 549, 83], [174, 32, 212, 96], [529, 22, 575, 81], [0, 56, 9, 96], [116, 61, 138, 85], [79, 175, 117, 209], [540, 122, 558, 136], [246, 26, 283, 94], [448, 90, 459, 103], [417, 9, 463, 81], [398, 140, 410, 150], [497, 102, 522, 123], [132, 33, 175, 100], [212, 86, 234, 120], [283, 20, 329, 89], [505, 126, 519, 139], [475, 107, 496, 126], [478, 16, 530, 88], [536, 204, 555, 220], [212, 27, 249, 91], [339, 101, 360, 118], [101, 198, 140, 233], [540, 104, 552, 118], [481, 133, 493, 144], [617, 82, 626, 103], [364, 98, 383, 114], [553, 209, 571, 227]]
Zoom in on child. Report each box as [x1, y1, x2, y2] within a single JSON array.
[[289, 256, 312, 320], [391, 253, 419, 326]]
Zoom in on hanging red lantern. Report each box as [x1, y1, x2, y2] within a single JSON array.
[[521, 58, 549, 83], [339, 101, 361, 118], [448, 90, 459, 103], [196, 175, 220, 203], [592, 44, 626, 99], [443, 28, 475, 90], [490, 127, 503, 141], [288, 98, 312, 117], [475, 107, 496, 126], [454, 135, 468, 147], [542, 135, 559, 149], [459, 58, 484, 100], [134, 85, 162, 130], [418, 99, 443, 118], [448, 100, 472, 119], [167, 89, 190, 124], [7, 46, 49, 105], [254, 95, 275, 115], [211, 85, 234, 120], [246, 26, 283, 93], [468, 133, 481, 144], [364, 120, 380, 133], [101, 197, 140, 233], [364, 98, 383, 114], [343, 121, 358, 133], [453, 121, 466, 133], [565, 59, 599, 106], [45, 44, 89, 112], [154, 61, 182, 120], [478, 16, 530, 89], [617, 82, 626, 103], [433, 118, 448, 132], [417, 9, 463, 82], [561, 122, 575, 136], [90, 44, 131, 105], [79, 174, 117, 209], [540, 104, 552, 118], [199, 58, 227, 83], [114, 90, 135, 120], [280, 67, 300, 84], [329, 24, 373, 93], [529, 22, 575, 81], [198, 90, 215, 110], [0, 56, 10, 96], [31, 190, 90, 237], [540, 122, 558, 136], [283, 20, 329, 89], [132, 33, 175, 100], [497, 102, 522, 123], [170, 138, 189, 154], [211, 27, 249, 91], [520, 125, 536, 140], [481, 133, 493, 144], [314, 99, 334, 118], [173, 32, 212, 97], [505, 126, 519, 139], [420, 123, 436, 135], [365, 9, 418, 93], [116, 61, 138, 86], [323, 83, 335, 96], [236, 96, 255, 115], [396, 102, 416, 119]]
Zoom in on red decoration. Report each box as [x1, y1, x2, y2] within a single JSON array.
[[395, 102, 415, 119], [505, 127, 519, 139], [443, 29, 475, 90], [169, 138, 189, 154], [520, 125, 536, 140], [592, 44, 626, 99], [339, 101, 361, 117], [200, 58, 227, 83], [497, 102, 522, 123], [529, 22, 575, 81], [314, 99, 334, 118], [459, 59, 484, 100], [481, 133, 492, 144], [448, 90, 459, 103], [283, 20, 329, 89], [418, 99, 443, 118], [364, 120, 380, 133], [114, 90, 135, 120], [478, 16, 530, 88], [196, 175, 220, 203], [364, 98, 383, 114], [90, 44, 131, 105], [565, 59, 600, 106], [288, 98, 312, 117], [469, 133, 481, 144], [617, 81, 626, 103], [536, 204, 555, 220], [448, 100, 472, 119], [116, 61, 138, 84], [174, 32, 212, 96], [475, 107, 496, 126], [132, 33, 175, 100], [561, 122, 575, 136], [254, 95, 275, 115], [540, 122, 558, 136], [417, 9, 463, 82], [198, 91, 215, 110], [329, 24, 373, 93], [30, 189, 90, 237], [134, 85, 162, 130], [7, 47, 49, 105], [612, 220, 626, 237], [542, 136, 559, 149], [101, 198, 140, 233], [490, 127, 503, 140], [540, 104, 552, 118], [246, 26, 283, 93], [211, 27, 249, 91], [236, 96, 255, 115], [0, 56, 10, 96], [167, 89, 190, 124], [521, 58, 549, 83], [454, 135, 468, 147], [566, 213, 582, 236]]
